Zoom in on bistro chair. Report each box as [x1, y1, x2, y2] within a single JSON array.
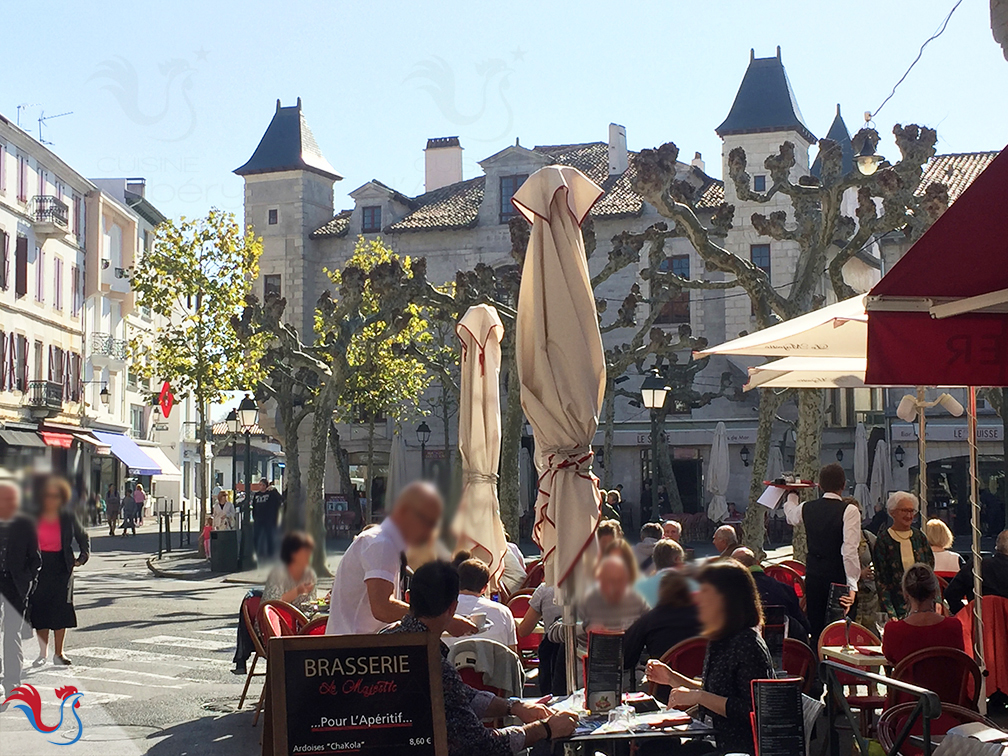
[[648, 637, 708, 703], [888, 647, 981, 711], [878, 702, 996, 756], [237, 594, 265, 711], [506, 594, 532, 620], [252, 601, 306, 726], [764, 564, 806, 611], [780, 559, 806, 576], [781, 638, 818, 695], [299, 616, 329, 636], [819, 620, 885, 738], [519, 560, 545, 592], [516, 627, 544, 670], [258, 600, 309, 635]]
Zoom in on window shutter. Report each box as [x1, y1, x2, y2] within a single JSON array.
[[0, 230, 7, 290], [14, 236, 27, 297]]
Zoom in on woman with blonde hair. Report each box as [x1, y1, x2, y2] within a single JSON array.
[[925, 518, 962, 575]]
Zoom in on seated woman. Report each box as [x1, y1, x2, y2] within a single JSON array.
[[882, 562, 964, 665], [623, 570, 700, 671], [926, 518, 963, 576], [645, 561, 772, 756], [262, 531, 317, 615]]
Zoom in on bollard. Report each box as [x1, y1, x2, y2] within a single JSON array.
[[165, 510, 172, 553], [158, 512, 163, 559]]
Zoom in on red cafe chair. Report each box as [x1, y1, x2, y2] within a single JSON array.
[[878, 703, 996, 756], [252, 601, 308, 726], [819, 620, 884, 737], [299, 616, 329, 636], [648, 637, 708, 701], [888, 647, 981, 711], [516, 627, 544, 669], [780, 559, 806, 576], [782, 638, 817, 695], [519, 560, 545, 591], [764, 564, 806, 612], [507, 594, 532, 620], [237, 594, 265, 711]]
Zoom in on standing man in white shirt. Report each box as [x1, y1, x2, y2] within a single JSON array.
[[326, 482, 476, 637], [448, 558, 517, 651], [783, 463, 859, 643]]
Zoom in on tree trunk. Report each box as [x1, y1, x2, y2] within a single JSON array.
[[499, 336, 523, 539], [196, 394, 208, 525], [791, 389, 826, 562], [329, 423, 359, 523], [278, 402, 304, 532], [365, 415, 376, 523], [305, 384, 337, 576], [655, 408, 683, 514], [742, 390, 786, 559], [601, 376, 616, 489]]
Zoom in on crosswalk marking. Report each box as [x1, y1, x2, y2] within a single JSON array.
[[72, 646, 230, 668], [30, 667, 187, 689], [195, 627, 235, 637], [132, 635, 233, 652]]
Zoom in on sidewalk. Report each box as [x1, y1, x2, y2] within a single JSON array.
[[145, 549, 273, 585]]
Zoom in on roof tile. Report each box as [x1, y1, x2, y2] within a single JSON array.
[[916, 151, 1000, 204]]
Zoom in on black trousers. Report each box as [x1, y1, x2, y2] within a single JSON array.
[[806, 572, 846, 645], [233, 589, 262, 665], [0, 574, 26, 691]]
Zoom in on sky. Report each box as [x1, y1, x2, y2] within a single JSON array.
[[2, 0, 1006, 224]]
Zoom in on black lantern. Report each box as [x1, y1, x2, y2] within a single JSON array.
[[416, 422, 431, 446], [740, 446, 750, 467], [836, 449, 844, 463], [895, 444, 906, 468]]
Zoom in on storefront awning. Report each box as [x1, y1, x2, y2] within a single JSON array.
[[73, 432, 112, 456], [92, 431, 162, 476], [140, 445, 183, 479], [40, 431, 74, 449], [0, 428, 45, 448]]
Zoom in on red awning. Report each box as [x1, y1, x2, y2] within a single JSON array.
[[40, 431, 74, 448], [866, 146, 1008, 386]]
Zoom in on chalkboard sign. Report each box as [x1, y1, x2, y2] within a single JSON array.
[[826, 582, 849, 625], [585, 630, 623, 714], [762, 607, 786, 672], [265, 633, 447, 756], [751, 678, 805, 756]]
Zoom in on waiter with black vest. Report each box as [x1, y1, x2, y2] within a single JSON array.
[[783, 463, 860, 643]]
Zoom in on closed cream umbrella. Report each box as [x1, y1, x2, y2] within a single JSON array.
[[387, 427, 409, 506], [451, 304, 508, 586], [513, 165, 605, 693], [869, 441, 893, 516], [766, 446, 785, 481], [854, 422, 872, 520], [707, 422, 731, 523]]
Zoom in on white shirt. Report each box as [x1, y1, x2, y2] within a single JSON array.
[[326, 517, 405, 635], [212, 501, 236, 530], [500, 548, 526, 594], [933, 549, 963, 573], [783, 491, 861, 592], [446, 593, 517, 649]]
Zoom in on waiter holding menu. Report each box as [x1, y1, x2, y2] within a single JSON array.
[[783, 463, 859, 643]]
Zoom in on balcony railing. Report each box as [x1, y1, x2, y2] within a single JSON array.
[[30, 195, 69, 229], [27, 380, 64, 411], [90, 333, 128, 360]]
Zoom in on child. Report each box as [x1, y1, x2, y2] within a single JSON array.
[[199, 516, 213, 559]]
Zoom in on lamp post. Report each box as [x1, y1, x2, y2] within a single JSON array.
[[416, 421, 431, 478], [226, 409, 239, 512], [896, 389, 965, 519], [640, 370, 671, 522], [236, 394, 259, 571]]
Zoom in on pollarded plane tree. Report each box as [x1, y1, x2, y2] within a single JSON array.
[[632, 125, 947, 556]]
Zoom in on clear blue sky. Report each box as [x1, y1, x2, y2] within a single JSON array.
[[3, 0, 1005, 223]]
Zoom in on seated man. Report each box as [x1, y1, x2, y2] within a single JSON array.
[[635, 539, 686, 608], [710, 525, 739, 562], [384, 561, 576, 756], [448, 559, 517, 652], [662, 520, 682, 543], [633, 522, 663, 574], [732, 547, 810, 644]]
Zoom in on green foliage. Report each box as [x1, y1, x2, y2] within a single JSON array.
[[129, 209, 265, 404]]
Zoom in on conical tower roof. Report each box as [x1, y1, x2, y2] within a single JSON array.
[[234, 98, 341, 181], [811, 104, 854, 177]]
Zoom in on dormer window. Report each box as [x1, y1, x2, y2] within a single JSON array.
[[362, 205, 382, 233], [499, 174, 527, 224], [753, 174, 767, 192]]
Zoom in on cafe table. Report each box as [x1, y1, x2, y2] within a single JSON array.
[[820, 645, 889, 670]]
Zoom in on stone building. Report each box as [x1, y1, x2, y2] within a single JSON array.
[[235, 50, 1000, 531]]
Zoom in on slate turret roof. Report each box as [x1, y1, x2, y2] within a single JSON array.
[[716, 48, 816, 144], [811, 104, 855, 177], [234, 98, 342, 181]]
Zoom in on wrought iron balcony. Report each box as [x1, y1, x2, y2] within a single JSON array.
[[90, 333, 128, 360], [27, 380, 64, 412], [29, 195, 69, 236]]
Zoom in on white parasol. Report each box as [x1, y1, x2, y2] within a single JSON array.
[[853, 422, 872, 520], [387, 427, 409, 506], [707, 422, 731, 523], [869, 441, 893, 515], [451, 304, 508, 586], [513, 165, 605, 597]]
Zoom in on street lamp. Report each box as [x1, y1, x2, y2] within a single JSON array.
[[416, 421, 431, 478], [640, 370, 671, 522], [853, 122, 885, 176], [226, 409, 239, 514], [896, 389, 965, 518], [99, 385, 110, 406], [235, 395, 259, 571], [739, 446, 750, 468], [894, 445, 906, 468]]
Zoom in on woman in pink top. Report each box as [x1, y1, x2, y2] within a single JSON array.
[[133, 484, 146, 526], [32, 476, 89, 667]]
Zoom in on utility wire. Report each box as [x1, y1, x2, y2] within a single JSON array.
[[871, 0, 963, 119]]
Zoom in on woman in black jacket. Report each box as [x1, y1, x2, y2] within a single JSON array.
[[32, 476, 89, 666], [623, 570, 700, 671]]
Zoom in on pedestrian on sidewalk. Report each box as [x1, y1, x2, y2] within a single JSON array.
[[31, 476, 89, 667], [120, 489, 137, 537], [105, 484, 120, 536], [133, 484, 146, 527], [0, 481, 41, 698]]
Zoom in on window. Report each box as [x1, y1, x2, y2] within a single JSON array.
[[361, 205, 381, 233], [655, 255, 691, 324], [33, 341, 43, 382], [0, 143, 6, 193], [71, 266, 81, 316], [53, 257, 63, 310], [0, 229, 8, 290], [499, 174, 527, 224], [750, 244, 771, 281], [17, 156, 27, 202], [37, 168, 45, 197], [127, 370, 138, 389], [35, 245, 44, 302], [14, 236, 27, 297], [49, 346, 64, 385], [753, 174, 767, 192], [15, 335, 27, 391], [130, 404, 146, 438], [267, 208, 278, 225], [264, 274, 281, 298], [72, 195, 83, 245]]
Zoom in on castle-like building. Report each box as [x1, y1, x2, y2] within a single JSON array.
[[236, 49, 1000, 530]]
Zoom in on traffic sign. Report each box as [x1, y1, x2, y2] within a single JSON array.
[[159, 381, 174, 418]]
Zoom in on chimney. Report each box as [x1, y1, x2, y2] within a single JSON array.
[[608, 123, 628, 176], [691, 152, 705, 173], [424, 137, 463, 192]]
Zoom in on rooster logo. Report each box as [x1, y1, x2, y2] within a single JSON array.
[[2, 684, 85, 745]]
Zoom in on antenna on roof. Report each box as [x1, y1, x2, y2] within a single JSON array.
[[776, 45, 781, 59], [750, 48, 755, 62], [16, 103, 40, 128], [38, 110, 73, 146]]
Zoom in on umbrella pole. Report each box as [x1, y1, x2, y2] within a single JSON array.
[[968, 386, 987, 714], [917, 386, 928, 520], [563, 605, 578, 695]]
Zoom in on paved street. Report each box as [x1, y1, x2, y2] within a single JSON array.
[[0, 522, 276, 756]]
